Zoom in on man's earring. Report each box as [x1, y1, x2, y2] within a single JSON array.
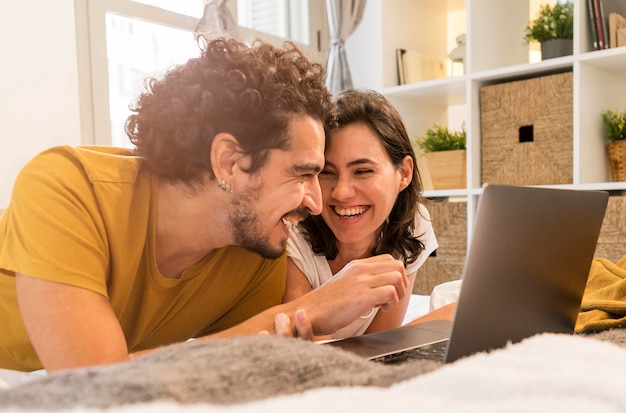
[[218, 178, 233, 193]]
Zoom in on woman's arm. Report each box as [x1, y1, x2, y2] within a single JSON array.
[[406, 302, 456, 325], [283, 258, 339, 341], [282, 257, 313, 302]]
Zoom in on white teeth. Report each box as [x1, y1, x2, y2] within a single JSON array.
[[334, 206, 367, 217], [282, 217, 296, 227]]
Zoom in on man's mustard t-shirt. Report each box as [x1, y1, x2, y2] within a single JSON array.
[[0, 146, 286, 371]]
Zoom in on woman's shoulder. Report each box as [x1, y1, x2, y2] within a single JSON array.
[[286, 225, 332, 288], [408, 203, 439, 272]]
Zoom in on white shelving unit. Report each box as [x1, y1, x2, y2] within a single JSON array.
[[349, 0, 626, 245]]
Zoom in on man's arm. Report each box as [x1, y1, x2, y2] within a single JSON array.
[[16, 254, 408, 371], [16, 273, 314, 371], [15, 273, 130, 372]]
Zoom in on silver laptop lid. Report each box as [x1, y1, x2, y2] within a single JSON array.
[[445, 184, 608, 362]]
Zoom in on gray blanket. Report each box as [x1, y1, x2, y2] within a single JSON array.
[[1, 329, 625, 410]]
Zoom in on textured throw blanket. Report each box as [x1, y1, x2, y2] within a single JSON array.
[[1, 329, 626, 412], [576, 255, 626, 333], [0, 335, 441, 410]]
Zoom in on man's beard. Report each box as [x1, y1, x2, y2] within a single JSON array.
[[228, 187, 285, 259]]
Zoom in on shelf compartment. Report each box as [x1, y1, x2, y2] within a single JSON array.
[[577, 56, 626, 185]]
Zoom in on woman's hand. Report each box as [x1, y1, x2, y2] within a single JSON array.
[[220, 255, 408, 340], [297, 254, 409, 335]]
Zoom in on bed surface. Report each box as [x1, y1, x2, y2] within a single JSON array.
[[1, 327, 626, 413]]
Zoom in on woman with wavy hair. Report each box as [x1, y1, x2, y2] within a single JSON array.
[[285, 89, 438, 339]]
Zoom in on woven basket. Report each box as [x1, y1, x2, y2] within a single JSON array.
[[413, 197, 466, 295], [607, 140, 626, 182], [480, 72, 573, 185], [594, 195, 626, 262]]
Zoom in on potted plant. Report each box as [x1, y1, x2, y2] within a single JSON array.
[[415, 123, 466, 190], [523, 1, 574, 60], [602, 107, 626, 181]]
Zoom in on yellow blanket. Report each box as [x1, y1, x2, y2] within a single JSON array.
[[576, 255, 626, 333]]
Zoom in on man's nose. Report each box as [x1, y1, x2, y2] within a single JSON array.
[[303, 176, 323, 215]]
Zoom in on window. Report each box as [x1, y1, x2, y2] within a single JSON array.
[[78, 0, 328, 147], [131, 0, 203, 16], [129, 0, 326, 50], [105, 13, 201, 147], [237, 0, 314, 47]]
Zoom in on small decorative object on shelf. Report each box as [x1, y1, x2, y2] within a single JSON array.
[[415, 124, 466, 190], [448, 33, 466, 76], [602, 107, 626, 182], [524, 0, 574, 60]]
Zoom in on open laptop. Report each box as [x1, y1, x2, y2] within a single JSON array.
[[325, 184, 609, 364]]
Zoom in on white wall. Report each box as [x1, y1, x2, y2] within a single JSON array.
[[0, 1, 82, 208], [347, 0, 454, 91]]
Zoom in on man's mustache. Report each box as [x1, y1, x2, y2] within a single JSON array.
[[283, 207, 311, 224]]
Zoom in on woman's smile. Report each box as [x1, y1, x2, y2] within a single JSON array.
[[332, 205, 370, 218]]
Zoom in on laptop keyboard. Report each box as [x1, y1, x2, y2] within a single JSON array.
[[371, 340, 448, 364]]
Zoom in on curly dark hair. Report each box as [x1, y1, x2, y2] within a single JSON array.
[[299, 89, 428, 265], [125, 37, 333, 184]]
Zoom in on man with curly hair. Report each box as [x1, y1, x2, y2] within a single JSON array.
[[0, 38, 409, 373]]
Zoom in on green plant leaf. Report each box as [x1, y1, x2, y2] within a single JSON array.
[[524, 1, 573, 44], [602, 108, 626, 142], [415, 123, 466, 153]]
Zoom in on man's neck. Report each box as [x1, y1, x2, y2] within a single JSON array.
[[155, 178, 232, 278]]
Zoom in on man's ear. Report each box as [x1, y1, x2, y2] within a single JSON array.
[[210, 133, 242, 181], [399, 155, 414, 191]]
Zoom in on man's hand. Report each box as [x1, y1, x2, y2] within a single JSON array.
[[258, 309, 314, 340]]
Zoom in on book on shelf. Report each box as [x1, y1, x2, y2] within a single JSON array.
[[593, 0, 607, 49], [396, 48, 406, 85], [600, 0, 611, 47], [609, 12, 626, 47], [587, 0, 600, 49], [395, 48, 446, 85], [600, 0, 626, 47]]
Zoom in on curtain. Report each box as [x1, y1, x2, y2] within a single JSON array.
[[324, 0, 367, 94], [195, 0, 239, 47]]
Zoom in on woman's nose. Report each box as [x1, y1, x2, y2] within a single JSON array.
[[331, 177, 355, 200]]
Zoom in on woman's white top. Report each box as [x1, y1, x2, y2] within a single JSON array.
[[286, 204, 438, 339]]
